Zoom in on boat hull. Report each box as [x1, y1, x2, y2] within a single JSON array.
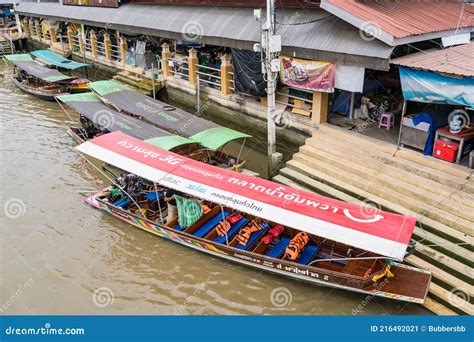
[[13, 78, 66, 101], [87, 194, 431, 304]]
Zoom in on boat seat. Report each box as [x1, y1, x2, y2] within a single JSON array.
[[297, 245, 320, 265], [145, 191, 163, 201], [266, 237, 291, 258], [193, 212, 230, 238], [214, 218, 248, 244], [174, 224, 186, 231], [236, 227, 269, 250], [113, 197, 129, 208]]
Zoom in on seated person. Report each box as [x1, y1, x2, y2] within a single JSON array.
[[164, 188, 183, 224]]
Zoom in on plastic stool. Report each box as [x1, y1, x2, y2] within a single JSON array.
[[378, 112, 394, 130]]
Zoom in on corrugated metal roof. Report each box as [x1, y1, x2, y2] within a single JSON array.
[[391, 42, 474, 77], [321, 0, 474, 46], [16, 2, 394, 70]]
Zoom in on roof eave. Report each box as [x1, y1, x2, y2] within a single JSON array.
[[320, 0, 474, 47]]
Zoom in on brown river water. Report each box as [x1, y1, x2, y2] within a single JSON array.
[[0, 64, 429, 315]]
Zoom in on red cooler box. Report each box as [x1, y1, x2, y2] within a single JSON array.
[[433, 139, 459, 163]]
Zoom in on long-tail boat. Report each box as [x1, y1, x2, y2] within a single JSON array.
[[76, 131, 431, 303], [89, 80, 252, 172], [57, 92, 251, 170], [32, 50, 90, 93], [4, 54, 74, 100]]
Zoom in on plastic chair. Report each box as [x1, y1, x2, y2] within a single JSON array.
[[378, 112, 394, 130]]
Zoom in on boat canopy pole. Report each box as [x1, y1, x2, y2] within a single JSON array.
[[220, 205, 229, 245], [236, 138, 246, 164], [74, 150, 144, 212], [154, 182, 164, 224]]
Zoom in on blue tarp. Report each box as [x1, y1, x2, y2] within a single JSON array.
[[399, 67, 474, 108], [412, 109, 451, 156]]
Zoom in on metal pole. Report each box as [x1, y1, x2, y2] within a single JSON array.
[[196, 74, 201, 114], [396, 100, 407, 149], [264, 0, 278, 176], [349, 92, 355, 119], [151, 62, 156, 99]]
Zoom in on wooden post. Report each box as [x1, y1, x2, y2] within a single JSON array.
[[28, 20, 34, 40], [311, 92, 329, 125], [161, 43, 171, 77], [188, 48, 198, 86], [23, 19, 30, 38], [220, 54, 233, 96], [90, 30, 98, 58], [42, 23, 48, 42], [104, 33, 112, 61], [260, 96, 268, 108], [35, 20, 41, 41], [67, 25, 74, 50], [78, 33, 85, 54], [120, 37, 127, 66], [50, 27, 57, 43]]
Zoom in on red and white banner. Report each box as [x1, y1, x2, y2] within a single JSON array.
[[76, 132, 416, 260]]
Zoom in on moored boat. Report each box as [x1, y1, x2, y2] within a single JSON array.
[[89, 80, 252, 172], [58, 91, 253, 172], [4, 53, 85, 100], [77, 131, 432, 304], [32, 50, 90, 93]]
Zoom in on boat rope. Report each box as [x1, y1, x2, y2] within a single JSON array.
[[54, 96, 89, 141], [74, 149, 144, 212]]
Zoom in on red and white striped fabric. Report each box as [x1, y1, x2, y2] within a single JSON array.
[[76, 131, 416, 260]]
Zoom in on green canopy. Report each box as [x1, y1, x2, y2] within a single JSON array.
[[190, 127, 251, 150], [145, 136, 196, 151], [32, 50, 90, 70], [4, 54, 33, 62], [57, 92, 102, 103], [89, 80, 130, 96], [89, 80, 252, 150]]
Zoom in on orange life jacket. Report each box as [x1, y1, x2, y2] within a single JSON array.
[[216, 220, 231, 236], [202, 205, 211, 214], [284, 232, 309, 261], [236, 221, 267, 246]]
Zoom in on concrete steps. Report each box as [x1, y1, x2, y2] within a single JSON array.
[[0, 40, 14, 56], [112, 70, 162, 95], [274, 124, 473, 315]]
